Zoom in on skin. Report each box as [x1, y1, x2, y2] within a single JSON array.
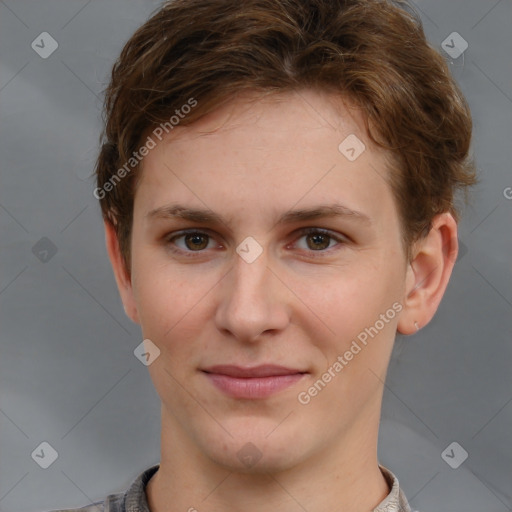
[[105, 89, 458, 512]]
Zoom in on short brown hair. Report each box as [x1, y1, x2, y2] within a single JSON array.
[[95, 0, 476, 269]]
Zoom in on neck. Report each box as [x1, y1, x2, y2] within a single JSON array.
[[146, 406, 389, 512]]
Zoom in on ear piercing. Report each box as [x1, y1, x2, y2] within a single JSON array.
[[414, 321, 420, 331]]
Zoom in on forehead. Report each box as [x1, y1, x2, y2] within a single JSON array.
[[134, 89, 398, 231], [164, 89, 368, 147]]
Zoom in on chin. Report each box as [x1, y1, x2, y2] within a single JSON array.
[[210, 445, 303, 475], [199, 421, 314, 475]]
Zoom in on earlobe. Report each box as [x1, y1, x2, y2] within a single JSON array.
[[104, 221, 140, 324], [397, 213, 458, 335]]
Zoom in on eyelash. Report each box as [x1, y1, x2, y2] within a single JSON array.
[[165, 228, 347, 259]]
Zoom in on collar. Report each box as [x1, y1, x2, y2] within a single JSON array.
[[117, 463, 412, 512]]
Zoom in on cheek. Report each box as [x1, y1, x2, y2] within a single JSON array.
[[131, 260, 219, 351], [302, 281, 400, 414], [138, 281, 193, 333], [291, 260, 402, 344]]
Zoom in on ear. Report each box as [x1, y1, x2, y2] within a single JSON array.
[[104, 221, 140, 324], [397, 212, 458, 335]]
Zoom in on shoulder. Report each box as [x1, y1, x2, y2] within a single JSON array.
[[42, 490, 123, 512], [42, 494, 114, 512], [41, 464, 159, 512], [43, 504, 106, 512]]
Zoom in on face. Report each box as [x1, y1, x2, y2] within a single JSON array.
[[119, 90, 412, 472]]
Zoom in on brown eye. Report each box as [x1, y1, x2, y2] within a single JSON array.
[[305, 232, 332, 250], [292, 228, 346, 254], [184, 232, 209, 250]]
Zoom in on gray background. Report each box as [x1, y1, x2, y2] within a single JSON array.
[[0, 1, 511, 511]]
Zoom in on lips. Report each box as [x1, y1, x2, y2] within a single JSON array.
[[203, 364, 306, 378], [201, 365, 307, 399]]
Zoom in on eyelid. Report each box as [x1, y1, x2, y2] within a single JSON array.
[[165, 228, 223, 256], [289, 227, 348, 253], [164, 227, 348, 257], [166, 228, 217, 242], [296, 226, 346, 240]]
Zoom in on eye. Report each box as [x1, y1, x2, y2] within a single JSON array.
[[293, 228, 345, 252], [168, 230, 217, 252]]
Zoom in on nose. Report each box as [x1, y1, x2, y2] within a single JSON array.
[[214, 248, 290, 343]]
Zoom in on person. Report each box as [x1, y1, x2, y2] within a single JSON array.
[[52, 0, 476, 510]]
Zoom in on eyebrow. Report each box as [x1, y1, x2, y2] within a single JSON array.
[[277, 204, 371, 225], [146, 203, 372, 226]]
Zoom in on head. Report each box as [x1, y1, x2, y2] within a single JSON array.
[[96, 0, 476, 472]]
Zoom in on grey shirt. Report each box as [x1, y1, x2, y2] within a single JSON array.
[[49, 464, 415, 512]]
